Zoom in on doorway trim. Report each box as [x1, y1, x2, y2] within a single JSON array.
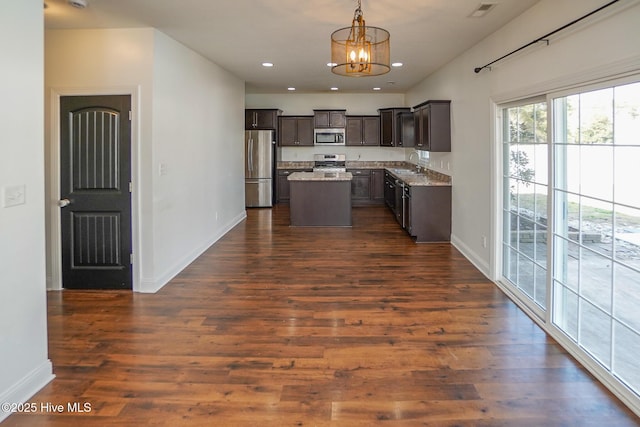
[[48, 86, 141, 291]]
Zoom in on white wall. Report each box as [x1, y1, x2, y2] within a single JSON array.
[[246, 93, 409, 162], [406, 0, 640, 277], [45, 28, 246, 293], [150, 31, 246, 287], [0, 2, 53, 422]]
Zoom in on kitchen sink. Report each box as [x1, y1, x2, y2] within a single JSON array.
[[389, 168, 419, 175]]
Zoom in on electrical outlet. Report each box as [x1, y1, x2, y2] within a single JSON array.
[[3, 185, 26, 208], [481, 235, 487, 248]]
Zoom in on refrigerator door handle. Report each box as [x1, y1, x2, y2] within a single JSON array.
[[248, 137, 253, 173]]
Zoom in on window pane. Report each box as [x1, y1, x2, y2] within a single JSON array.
[[613, 322, 640, 395], [554, 282, 578, 340], [614, 147, 640, 207], [534, 264, 547, 308], [518, 254, 535, 298], [580, 299, 612, 367], [554, 191, 580, 240], [504, 247, 518, 284], [534, 144, 548, 185], [580, 247, 612, 314], [564, 95, 580, 144], [580, 196, 613, 257], [580, 88, 614, 144], [615, 205, 640, 271], [554, 144, 580, 193], [581, 145, 613, 201], [614, 263, 640, 332], [535, 223, 548, 265], [535, 103, 547, 143], [614, 82, 640, 146]]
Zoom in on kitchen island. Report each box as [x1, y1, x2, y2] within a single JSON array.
[[288, 171, 353, 226]]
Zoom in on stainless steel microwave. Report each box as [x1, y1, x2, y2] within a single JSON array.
[[314, 128, 345, 146]]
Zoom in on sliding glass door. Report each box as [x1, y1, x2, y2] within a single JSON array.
[[552, 81, 640, 395], [502, 99, 549, 314], [500, 78, 640, 399]]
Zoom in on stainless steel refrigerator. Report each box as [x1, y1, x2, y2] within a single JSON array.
[[245, 130, 274, 207]]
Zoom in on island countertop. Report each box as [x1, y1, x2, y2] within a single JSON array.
[[287, 171, 353, 182]]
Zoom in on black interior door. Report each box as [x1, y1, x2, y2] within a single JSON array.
[[60, 95, 132, 289]]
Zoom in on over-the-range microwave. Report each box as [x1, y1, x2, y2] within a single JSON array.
[[314, 128, 345, 146]]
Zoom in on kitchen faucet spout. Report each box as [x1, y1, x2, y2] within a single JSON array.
[[408, 151, 420, 172]]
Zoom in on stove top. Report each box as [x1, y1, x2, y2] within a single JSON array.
[[313, 154, 346, 172]]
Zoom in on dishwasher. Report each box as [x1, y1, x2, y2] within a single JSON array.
[[403, 184, 412, 234]]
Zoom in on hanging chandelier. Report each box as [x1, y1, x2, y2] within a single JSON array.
[[330, 0, 390, 76]]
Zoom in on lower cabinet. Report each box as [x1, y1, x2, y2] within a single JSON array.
[[385, 171, 452, 242], [404, 185, 451, 242], [277, 169, 312, 203], [347, 169, 385, 206]]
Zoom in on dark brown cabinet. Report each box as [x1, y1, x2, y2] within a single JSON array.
[[245, 109, 281, 130], [398, 112, 415, 148], [346, 116, 380, 146], [371, 169, 385, 203], [276, 168, 312, 203], [347, 169, 385, 206], [314, 110, 346, 128], [379, 108, 411, 147], [384, 169, 451, 242], [413, 100, 451, 152], [278, 116, 314, 146]]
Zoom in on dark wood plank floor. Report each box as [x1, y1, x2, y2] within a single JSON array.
[[4, 206, 639, 426]]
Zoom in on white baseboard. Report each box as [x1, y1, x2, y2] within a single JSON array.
[[0, 360, 55, 423], [450, 233, 491, 279], [137, 211, 247, 294]]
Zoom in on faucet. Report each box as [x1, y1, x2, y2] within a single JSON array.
[[408, 151, 420, 172]]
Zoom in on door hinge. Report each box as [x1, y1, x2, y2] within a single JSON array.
[[128, 110, 132, 121], [130, 253, 133, 265], [129, 182, 132, 193]]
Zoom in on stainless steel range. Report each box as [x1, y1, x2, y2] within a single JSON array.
[[313, 154, 346, 172]]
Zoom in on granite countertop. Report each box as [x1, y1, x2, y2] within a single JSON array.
[[278, 161, 451, 186], [385, 168, 452, 187], [287, 171, 353, 182]]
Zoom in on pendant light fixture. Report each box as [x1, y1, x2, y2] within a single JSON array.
[[330, 0, 390, 77]]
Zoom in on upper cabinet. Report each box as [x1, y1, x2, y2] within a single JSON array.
[[413, 100, 451, 152], [379, 108, 411, 147], [245, 109, 281, 130], [314, 110, 346, 128], [398, 112, 415, 148], [346, 115, 380, 146], [278, 116, 314, 146]]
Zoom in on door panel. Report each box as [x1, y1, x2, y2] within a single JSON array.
[[60, 95, 132, 289]]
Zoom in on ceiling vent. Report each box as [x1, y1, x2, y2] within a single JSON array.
[[469, 3, 497, 18]]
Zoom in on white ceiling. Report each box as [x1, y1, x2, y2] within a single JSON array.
[[44, 0, 539, 93]]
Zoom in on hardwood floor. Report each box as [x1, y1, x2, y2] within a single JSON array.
[[4, 206, 639, 426]]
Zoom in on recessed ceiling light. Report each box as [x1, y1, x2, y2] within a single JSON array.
[[373, 87, 381, 91], [68, 0, 88, 8], [327, 63, 337, 67], [391, 62, 403, 67], [287, 87, 296, 91], [330, 87, 339, 91], [262, 62, 274, 67]]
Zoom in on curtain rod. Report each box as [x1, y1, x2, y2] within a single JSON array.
[[473, 0, 620, 74]]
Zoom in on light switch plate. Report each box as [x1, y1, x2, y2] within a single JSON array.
[[3, 185, 26, 208]]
